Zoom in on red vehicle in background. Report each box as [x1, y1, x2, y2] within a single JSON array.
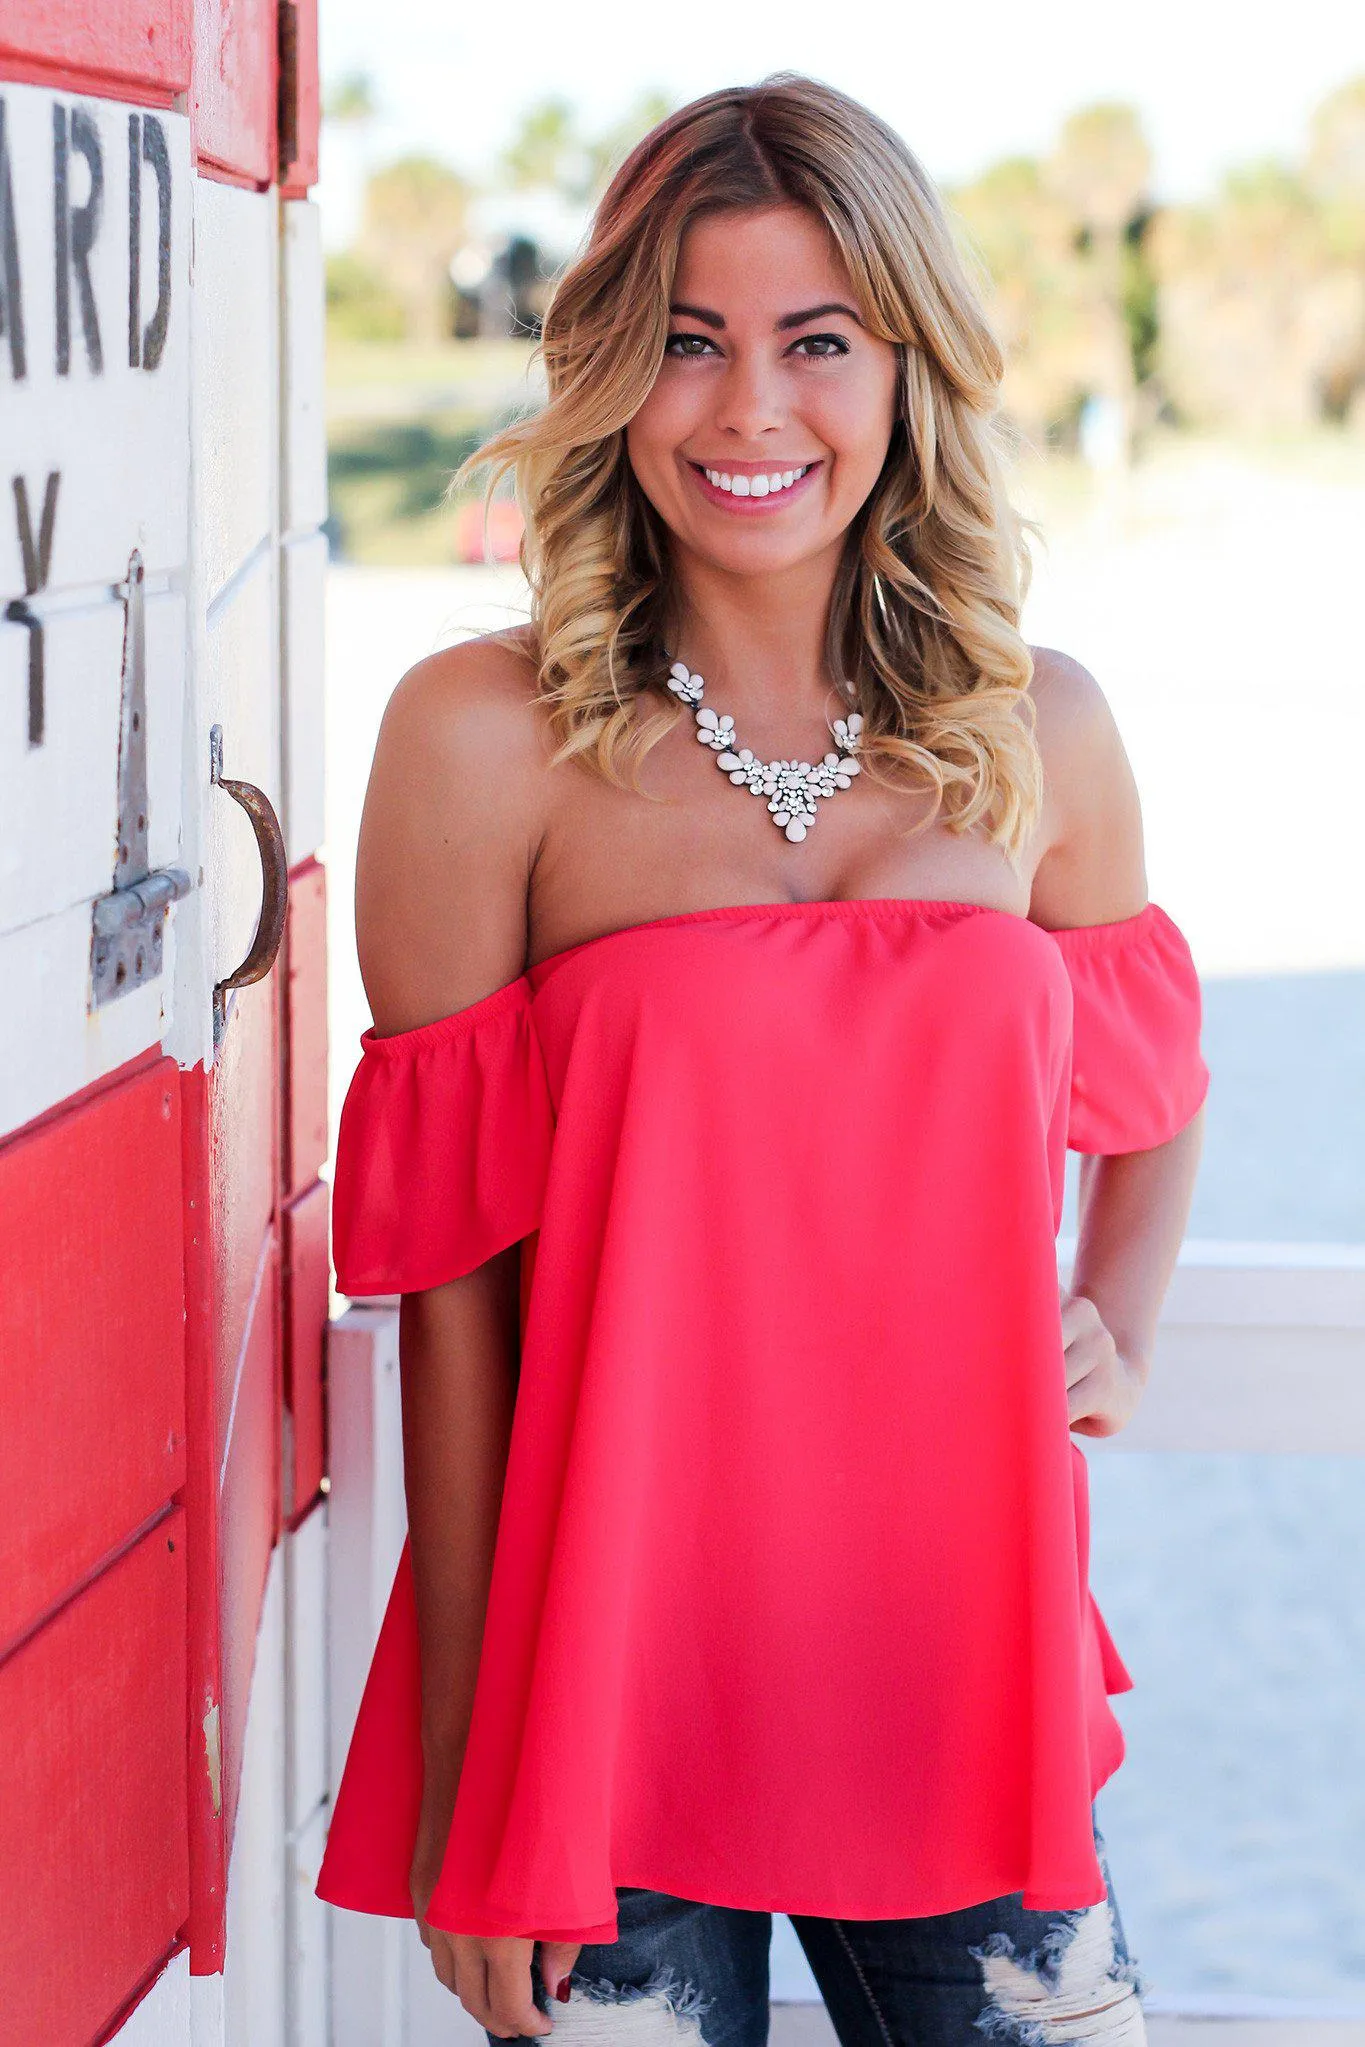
[[452, 497, 525, 563]]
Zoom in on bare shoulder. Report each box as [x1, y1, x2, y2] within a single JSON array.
[[379, 624, 543, 762], [1028, 644, 1120, 755], [1025, 645, 1149, 928], [355, 627, 550, 1034]]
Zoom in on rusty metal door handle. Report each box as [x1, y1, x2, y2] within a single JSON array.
[[210, 722, 288, 1002]]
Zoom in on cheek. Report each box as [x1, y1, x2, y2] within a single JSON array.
[[627, 374, 697, 473], [813, 368, 898, 486], [624, 412, 675, 523]]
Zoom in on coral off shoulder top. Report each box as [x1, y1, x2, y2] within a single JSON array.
[[314, 897, 1209, 1942]]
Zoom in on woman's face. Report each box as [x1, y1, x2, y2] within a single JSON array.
[[625, 202, 900, 581]]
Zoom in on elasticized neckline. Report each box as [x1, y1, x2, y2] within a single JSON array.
[[526, 895, 1010, 984], [526, 894, 1165, 984], [356, 897, 1168, 1051]]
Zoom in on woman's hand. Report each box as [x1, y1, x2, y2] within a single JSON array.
[[410, 1802, 582, 2036], [1060, 1286, 1145, 1439]]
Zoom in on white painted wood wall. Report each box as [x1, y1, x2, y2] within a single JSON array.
[[1, 82, 193, 1132], [1060, 1242, 1365, 1457], [1, 83, 323, 1120]]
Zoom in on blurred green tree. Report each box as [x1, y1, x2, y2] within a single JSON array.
[[496, 90, 674, 204], [498, 97, 592, 198], [357, 156, 470, 344], [951, 105, 1155, 456], [1305, 75, 1365, 221], [1045, 104, 1153, 457], [325, 252, 406, 343], [1152, 156, 1362, 430], [951, 155, 1095, 449], [585, 92, 675, 194], [1304, 76, 1365, 419], [325, 70, 378, 123]]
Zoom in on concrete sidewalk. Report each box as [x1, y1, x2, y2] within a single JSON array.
[[771, 2006, 1365, 2046]]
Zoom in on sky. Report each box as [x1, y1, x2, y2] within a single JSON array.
[[317, 0, 1365, 247]]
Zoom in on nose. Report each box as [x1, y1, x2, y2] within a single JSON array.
[[710, 350, 786, 442]]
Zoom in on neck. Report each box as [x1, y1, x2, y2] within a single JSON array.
[[664, 538, 847, 722]]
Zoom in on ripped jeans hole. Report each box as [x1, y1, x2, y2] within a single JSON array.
[[551, 1965, 715, 2047], [968, 1898, 1148, 2045]]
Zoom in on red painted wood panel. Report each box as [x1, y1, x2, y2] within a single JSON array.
[[212, 975, 279, 1462], [184, 955, 287, 1968], [0, 1, 191, 99], [0, 1061, 185, 1653], [285, 856, 329, 1196], [277, 0, 318, 195], [283, 1178, 329, 1518], [217, 1239, 280, 1850], [179, 1065, 227, 1971], [293, 0, 318, 189], [191, 0, 276, 187], [0, 1511, 189, 2045]]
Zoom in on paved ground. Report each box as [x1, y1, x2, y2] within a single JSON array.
[[770, 2011, 1365, 2045]]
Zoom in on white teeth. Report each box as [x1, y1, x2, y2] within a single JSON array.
[[702, 464, 809, 498]]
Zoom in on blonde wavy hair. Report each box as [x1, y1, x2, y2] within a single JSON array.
[[456, 73, 1042, 856]]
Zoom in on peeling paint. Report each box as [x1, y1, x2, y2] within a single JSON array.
[[202, 1699, 222, 1815]]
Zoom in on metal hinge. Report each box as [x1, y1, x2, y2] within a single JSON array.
[[89, 551, 191, 1006]]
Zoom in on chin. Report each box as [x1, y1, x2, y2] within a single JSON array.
[[702, 539, 820, 578], [682, 514, 833, 569]]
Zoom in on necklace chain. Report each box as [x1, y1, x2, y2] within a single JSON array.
[[664, 659, 863, 844]]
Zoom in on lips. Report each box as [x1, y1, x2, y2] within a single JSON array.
[[686, 460, 821, 511]]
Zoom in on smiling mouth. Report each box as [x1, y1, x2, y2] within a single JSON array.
[[687, 460, 820, 505]]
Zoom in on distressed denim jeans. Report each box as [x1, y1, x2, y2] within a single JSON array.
[[498, 1811, 1147, 2047]]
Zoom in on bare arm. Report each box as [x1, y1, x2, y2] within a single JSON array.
[[354, 635, 564, 2033], [1028, 648, 1206, 1436]]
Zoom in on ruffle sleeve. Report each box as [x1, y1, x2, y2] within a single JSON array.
[[1050, 901, 1210, 1155], [331, 975, 555, 1295]]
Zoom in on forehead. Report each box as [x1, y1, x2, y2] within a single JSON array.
[[672, 203, 858, 317]]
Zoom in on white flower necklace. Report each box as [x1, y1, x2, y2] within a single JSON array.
[[664, 659, 863, 843]]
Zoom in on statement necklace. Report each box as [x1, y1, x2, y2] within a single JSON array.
[[665, 659, 863, 843]]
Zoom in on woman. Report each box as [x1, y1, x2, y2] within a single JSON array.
[[316, 76, 1207, 2047]]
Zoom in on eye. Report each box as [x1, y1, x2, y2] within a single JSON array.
[[789, 332, 851, 359], [664, 332, 719, 358]]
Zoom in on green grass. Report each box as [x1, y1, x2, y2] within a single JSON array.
[[326, 336, 538, 391], [327, 413, 498, 565], [324, 335, 540, 563]]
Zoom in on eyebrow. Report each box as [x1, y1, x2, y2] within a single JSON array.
[[777, 302, 864, 331], [667, 301, 864, 332]]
